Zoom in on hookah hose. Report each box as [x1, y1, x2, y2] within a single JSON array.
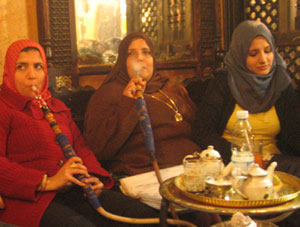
[[32, 86, 195, 227], [135, 86, 163, 184], [135, 85, 181, 221]]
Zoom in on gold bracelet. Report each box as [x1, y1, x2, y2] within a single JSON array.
[[37, 174, 48, 192]]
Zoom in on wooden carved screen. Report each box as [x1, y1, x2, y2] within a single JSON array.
[[220, 0, 300, 89], [36, 0, 221, 129], [37, 0, 77, 89], [127, 0, 195, 67], [243, 0, 300, 88], [76, 0, 197, 72], [37, 0, 209, 89]]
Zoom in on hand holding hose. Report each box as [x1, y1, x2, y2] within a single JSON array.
[[123, 77, 146, 99], [32, 85, 196, 227], [81, 175, 104, 196], [43, 157, 104, 193]]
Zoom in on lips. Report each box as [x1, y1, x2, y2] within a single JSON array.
[[27, 85, 36, 89], [257, 65, 269, 71], [138, 67, 147, 73]]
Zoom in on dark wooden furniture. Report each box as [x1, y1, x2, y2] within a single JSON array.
[[36, 0, 300, 127], [36, 0, 222, 89], [36, 0, 222, 127]]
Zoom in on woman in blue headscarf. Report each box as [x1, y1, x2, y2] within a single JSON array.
[[193, 20, 300, 177]]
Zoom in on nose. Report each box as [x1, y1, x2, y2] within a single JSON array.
[[258, 52, 267, 64], [136, 51, 144, 61], [26, 66, 37, 80]]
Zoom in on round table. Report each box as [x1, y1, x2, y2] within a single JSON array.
[[159, 175, 300, 226]]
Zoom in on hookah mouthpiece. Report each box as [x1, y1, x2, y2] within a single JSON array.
[[32, 85, 42, 99], [32, 85, 37, 91], [32, 85, 38, 97], [32, 85, 47, 107]]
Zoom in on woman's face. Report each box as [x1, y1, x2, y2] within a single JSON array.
[[126, 38, 154, 81], [14, 49, 45, 98], [246, 36, 274, 76]]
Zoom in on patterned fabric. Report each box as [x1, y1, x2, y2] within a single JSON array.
[[136, 97, 156, 158]]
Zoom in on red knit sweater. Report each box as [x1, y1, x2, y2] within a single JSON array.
[[0, 85, 113, 227]]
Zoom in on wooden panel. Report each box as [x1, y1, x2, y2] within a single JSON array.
[[37, 0, 223, 88], [194, 0, 220, 77], [37, 0, 78, 88]]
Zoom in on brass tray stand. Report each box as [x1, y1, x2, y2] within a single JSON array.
[[159, 171, 300, 227]]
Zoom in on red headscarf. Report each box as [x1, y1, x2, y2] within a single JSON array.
[[3, 39, 51, 100]]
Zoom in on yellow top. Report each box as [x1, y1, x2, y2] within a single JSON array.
[[222, 104, 281, 160]]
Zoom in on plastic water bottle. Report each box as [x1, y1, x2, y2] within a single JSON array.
[[231, 110, 254, 176]]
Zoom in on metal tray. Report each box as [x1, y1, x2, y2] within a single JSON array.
[[174, 171, 300, 208]]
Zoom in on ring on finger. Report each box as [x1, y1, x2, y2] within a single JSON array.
[[70, 162, 77, 168], [66, 181, 74, 186]]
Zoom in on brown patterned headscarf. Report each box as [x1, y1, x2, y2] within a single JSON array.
[[103, 32, 168, 93]]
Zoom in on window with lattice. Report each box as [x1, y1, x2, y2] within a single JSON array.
[[243, 0, 300, 86], [244, 0, 279, 32]]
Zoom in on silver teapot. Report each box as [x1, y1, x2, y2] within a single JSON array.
[[232, 162, 277, 200], [183, 145, 224, 192]]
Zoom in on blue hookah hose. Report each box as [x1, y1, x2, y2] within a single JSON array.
[[33, 87, 195, 227], [136, 89, 163, 183], [135, 86, 180, 220]]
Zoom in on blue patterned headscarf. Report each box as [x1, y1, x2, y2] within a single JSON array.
[[224, 20, 291, 113]]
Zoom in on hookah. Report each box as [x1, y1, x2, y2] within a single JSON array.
[[133, 64, 179, 220], [32, 85, 195, 227]]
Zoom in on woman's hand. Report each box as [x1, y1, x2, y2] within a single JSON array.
[[123, 77, 146, 99], [82, 176, 104, 196], [45, 156, 90, 191]]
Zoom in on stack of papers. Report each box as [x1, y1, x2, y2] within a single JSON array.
[[119, 165, 184, 209]]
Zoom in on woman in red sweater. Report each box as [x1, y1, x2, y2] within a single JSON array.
[[0, 40, 158, 227]]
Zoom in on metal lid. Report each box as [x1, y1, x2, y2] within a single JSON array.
[[248, 163, 267, 176], [200, 145, 221, 159]]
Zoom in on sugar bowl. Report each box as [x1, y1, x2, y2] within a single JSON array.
[[183, 145, 224, 192]]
